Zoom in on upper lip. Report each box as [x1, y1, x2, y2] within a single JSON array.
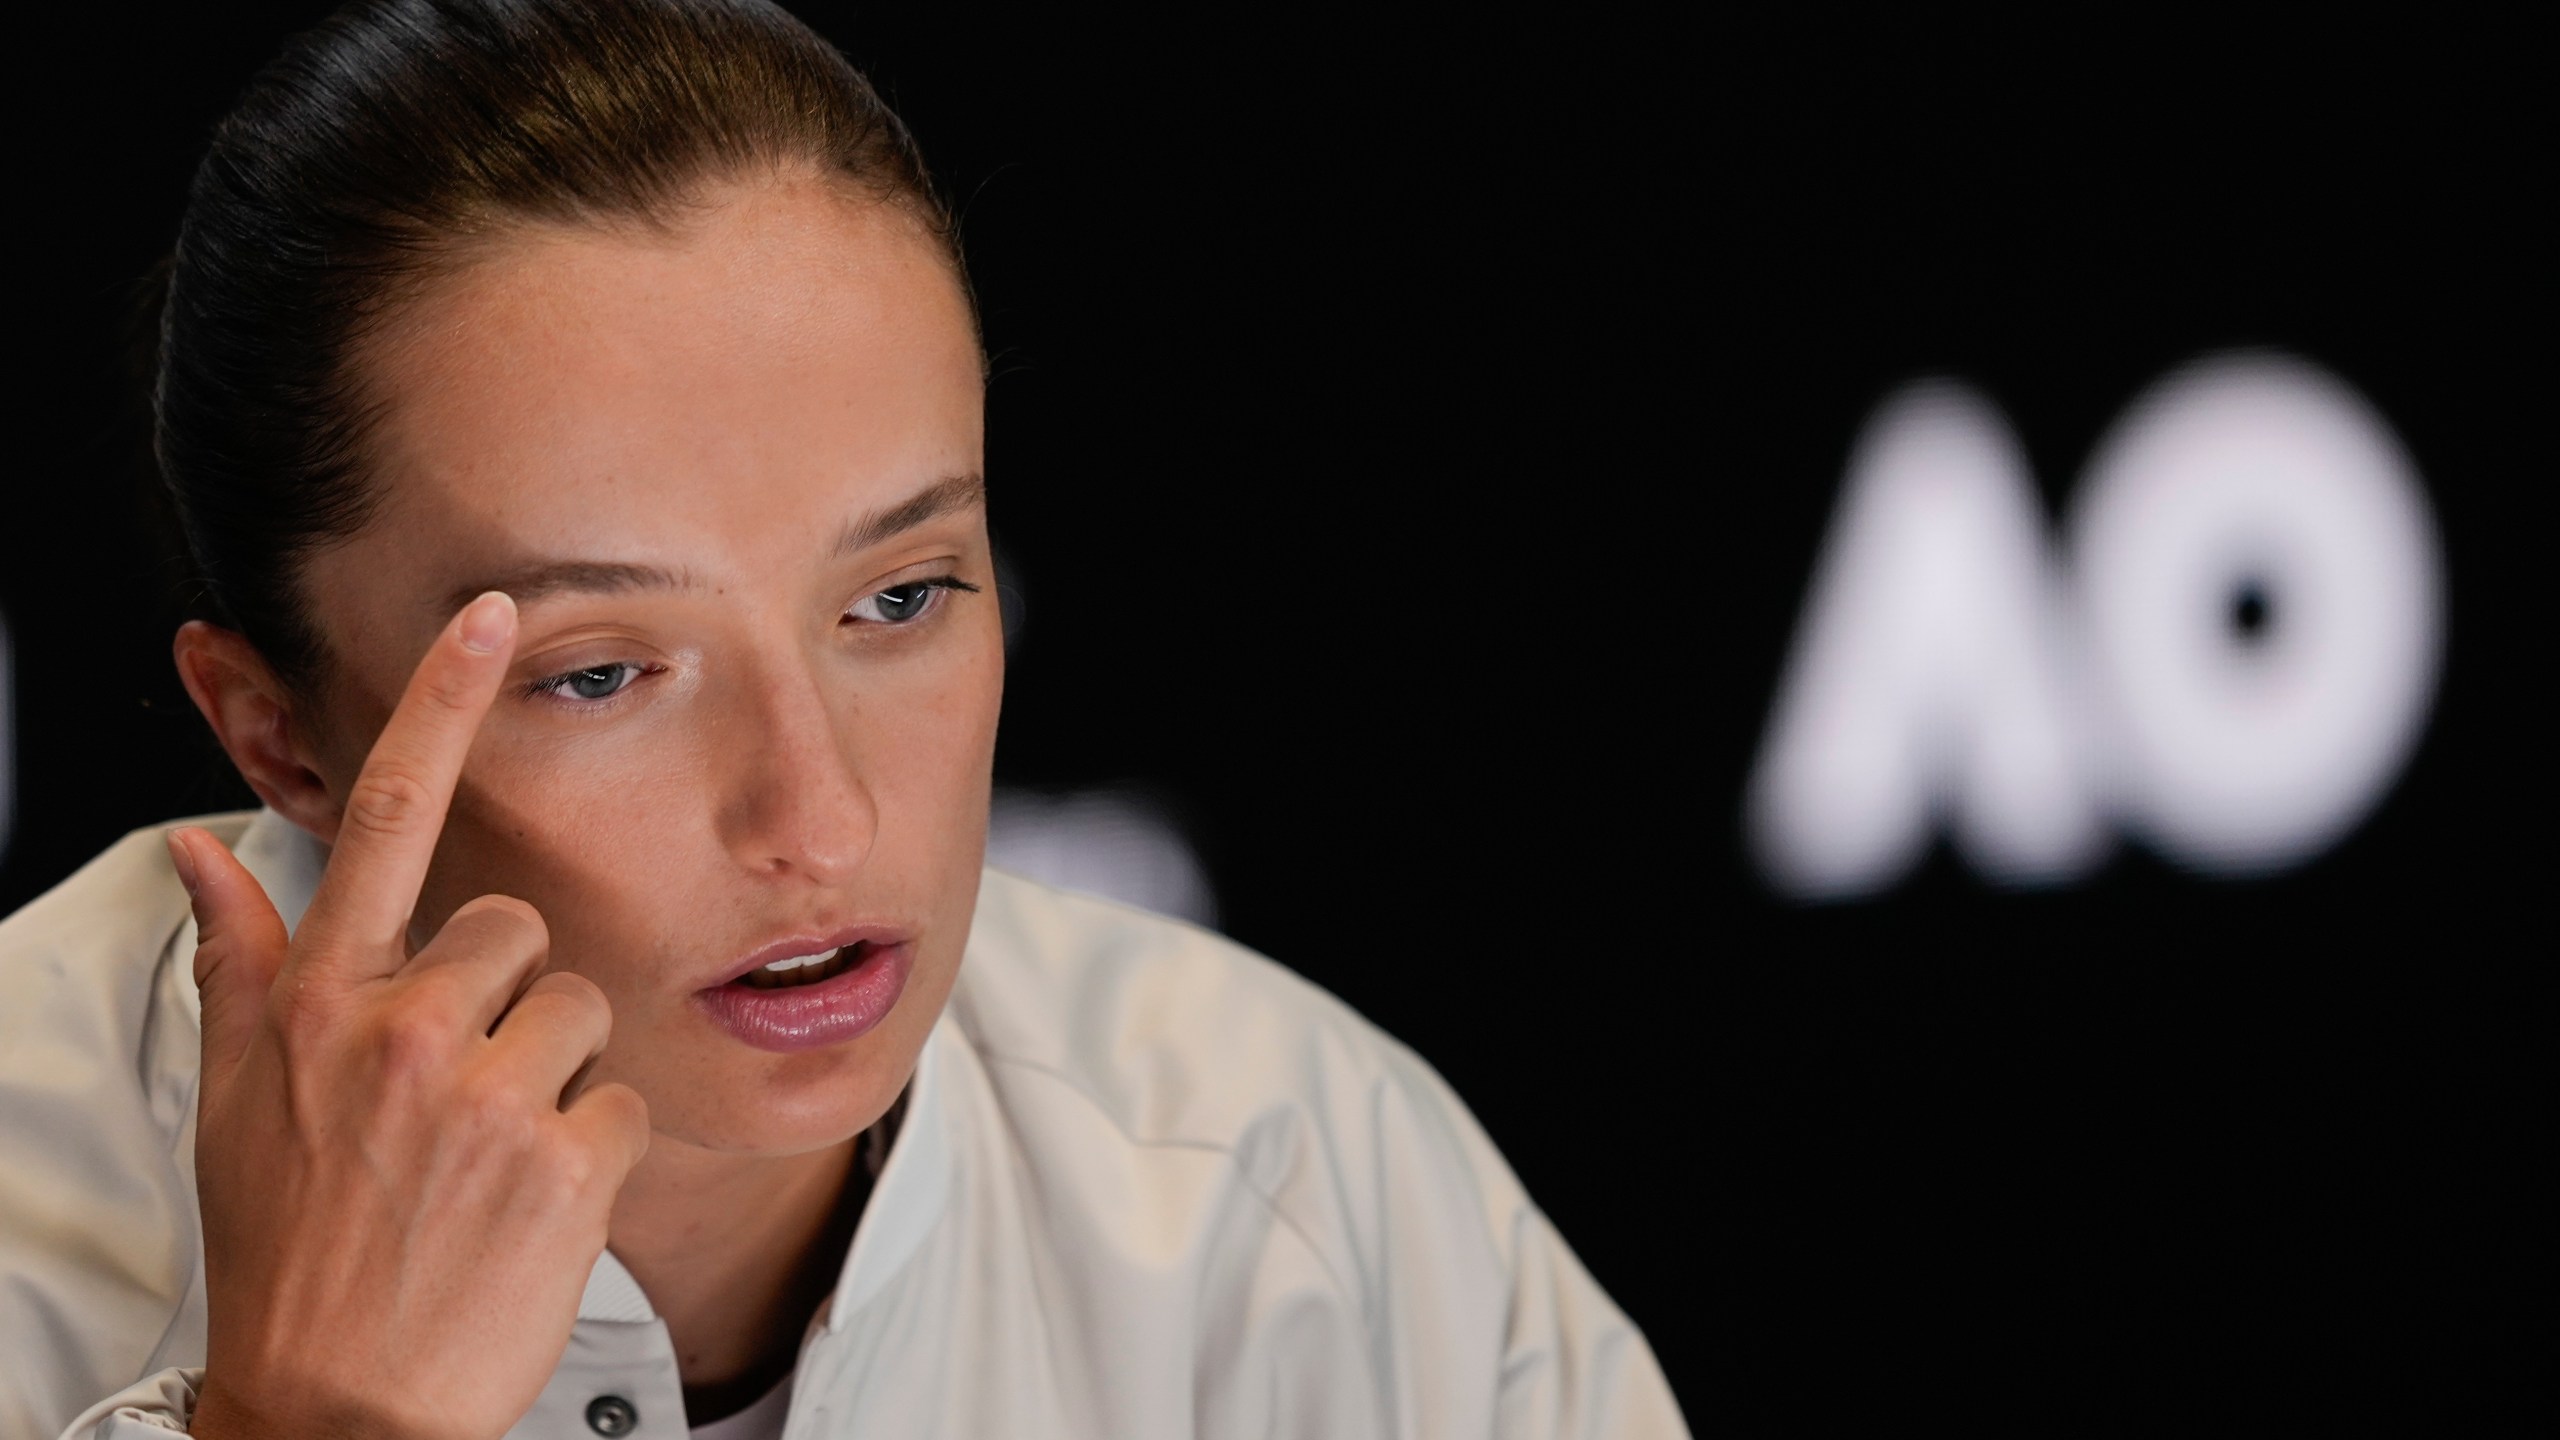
[[703, 924, 911, 989]]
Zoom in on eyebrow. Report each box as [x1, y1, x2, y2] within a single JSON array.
[[436, 558, 696, 619], [832, 472, 986, 558], [435, 472, 986, 619]]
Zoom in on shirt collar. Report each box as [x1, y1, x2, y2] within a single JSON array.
[[194, 809, 957, 1329]]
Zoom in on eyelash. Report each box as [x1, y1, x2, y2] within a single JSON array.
[[519, 575, 981, 707], [845, 575, 980, 625]]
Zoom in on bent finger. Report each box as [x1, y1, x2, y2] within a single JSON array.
[[402, 893, 552, 1037], [560, 1079, 653, 1180], [297, 591, 517, 971], [484, 969, 614, 1102]]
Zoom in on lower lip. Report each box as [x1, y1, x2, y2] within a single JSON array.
[[693, 942, 913, 1053]]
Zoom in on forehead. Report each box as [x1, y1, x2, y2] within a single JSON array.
[[343, 175, 983, 584]]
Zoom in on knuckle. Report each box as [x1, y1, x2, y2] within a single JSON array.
[[368, 1004, 453, 1079], [417, 663, 482, 716], [541, 1136, 601, 1196], [344, 769, 436, 839], [459, 1079, 533, 1138], [188, 935, 234, 989], [461, 1103, 547, 1170], [529, 1163, 591, 1216]]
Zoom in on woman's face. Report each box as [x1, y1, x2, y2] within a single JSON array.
[[291, 175, 997, 1156]]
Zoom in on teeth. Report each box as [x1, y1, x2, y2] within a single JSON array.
[[734, 945, 857, 991], [763, 947, 842, 973]]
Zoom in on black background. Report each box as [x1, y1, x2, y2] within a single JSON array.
[[4, 7, 2538, 1432]]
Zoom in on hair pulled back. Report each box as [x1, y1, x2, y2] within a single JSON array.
[[157, 0, 962, 694]]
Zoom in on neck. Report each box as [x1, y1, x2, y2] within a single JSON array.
[[609, 1129, 867, 1423]]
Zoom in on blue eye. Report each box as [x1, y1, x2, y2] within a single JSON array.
[[847, 577, 977, 625], [531, 662, 643, 703]]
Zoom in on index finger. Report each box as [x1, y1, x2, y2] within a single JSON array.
[[297, 591, 519, 971]]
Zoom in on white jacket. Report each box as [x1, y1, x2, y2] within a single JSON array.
[[1, 811, 1687, 1439]]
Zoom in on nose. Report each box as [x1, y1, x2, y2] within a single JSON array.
[[712, 655, 876, 886]]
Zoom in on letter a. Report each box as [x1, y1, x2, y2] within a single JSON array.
[[1748, 383, 2108, 898]]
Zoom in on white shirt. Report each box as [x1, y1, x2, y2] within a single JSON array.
[[1, 810, 1688, 1439]]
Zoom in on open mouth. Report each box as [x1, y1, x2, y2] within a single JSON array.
[[729, 942, 868, 990], [695, 936, 914, 1052]]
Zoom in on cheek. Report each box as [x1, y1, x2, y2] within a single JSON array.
[[877, 634, 1004, 819], [414, 731, 711, 969]]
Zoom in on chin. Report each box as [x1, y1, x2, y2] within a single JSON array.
[[647, 1064, 903, 1157]]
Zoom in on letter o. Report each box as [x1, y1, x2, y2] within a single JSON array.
[[2068, 353, 2443, 875]]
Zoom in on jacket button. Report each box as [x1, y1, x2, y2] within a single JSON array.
[[585, 1394, 640, 1436]]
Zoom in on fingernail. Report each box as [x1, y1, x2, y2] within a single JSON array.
[[166, 830, 200, 899], [459, 591, 516, 654]]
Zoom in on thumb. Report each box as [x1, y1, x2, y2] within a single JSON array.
[[169, 827, 290, 1078]]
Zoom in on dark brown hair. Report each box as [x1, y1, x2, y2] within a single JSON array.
[[156, 0, 965, 693]]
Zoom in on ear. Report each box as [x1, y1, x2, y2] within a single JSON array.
[[172, 620, 344, 845]]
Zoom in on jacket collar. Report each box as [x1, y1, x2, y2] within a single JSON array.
[[200, 808, 957, 1329]]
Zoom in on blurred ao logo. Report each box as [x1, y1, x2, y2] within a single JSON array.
[[1748, 352, 2443, 899]]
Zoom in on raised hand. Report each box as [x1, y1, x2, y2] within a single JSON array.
[[171, 592, 652, 1440]]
